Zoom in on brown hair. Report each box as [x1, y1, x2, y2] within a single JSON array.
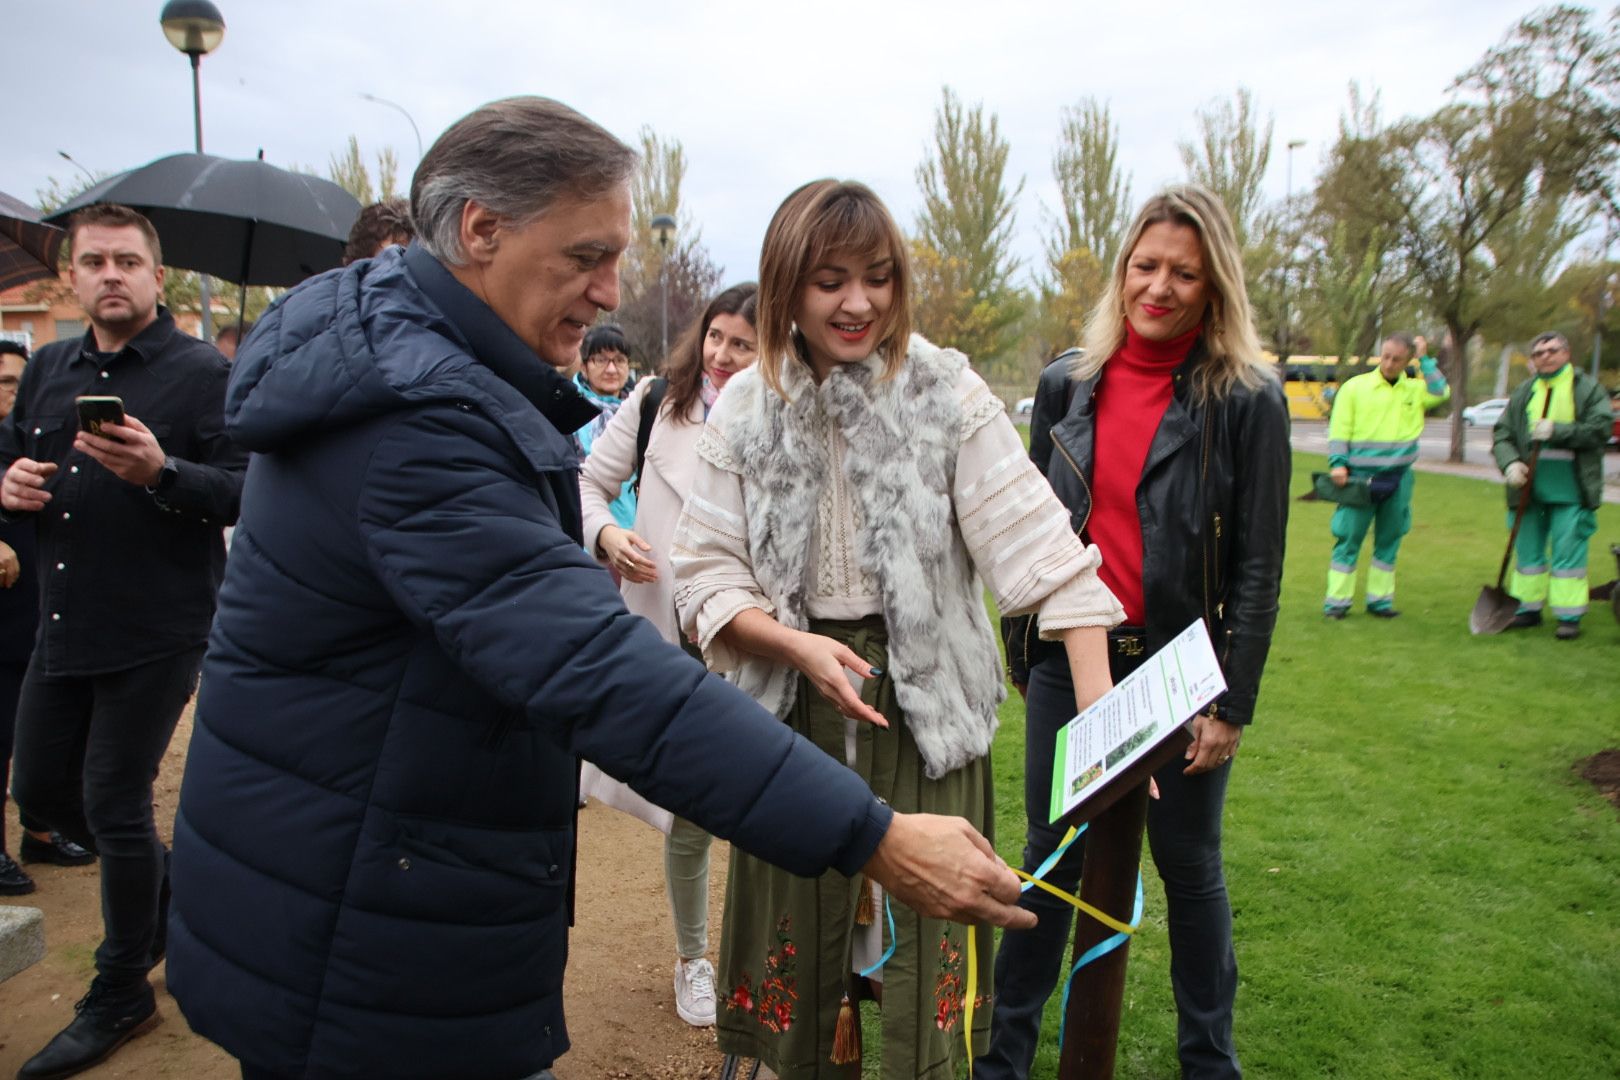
[[660, 283, 757, 424], [1076, 183, 1272, 403], [756, 179, 911, 398], [66, 204, 162, 265], [344, 196, 414, 264]]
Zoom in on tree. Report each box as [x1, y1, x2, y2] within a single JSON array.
[[1383, 101, 1571, 461], [1307, 220, 1389, 378], [1033, 99, 1130, 359], [1476, 191, 1588, 349], [1179, 87, 1274, 248], [613, 126, 724, 366], [1030, 247, 1107, 361], [325, 136, 401, 204], [614, 242, 723, 371], [1455, 4, 1620, 222], [1553, 256, 1620, 376], [1046, 98, 1131, 273], [1375, 6, 1619, 461], [912, 87, 1027, 369], [1301, 85, 1411, 373]]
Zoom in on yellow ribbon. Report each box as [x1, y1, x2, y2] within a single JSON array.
[[966, 925, 979, 1073], [962, 827, 1141, 1076], [1010, 868, 1139, 936]]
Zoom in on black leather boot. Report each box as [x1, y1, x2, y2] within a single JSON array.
[[16, 977, 157, 1079]]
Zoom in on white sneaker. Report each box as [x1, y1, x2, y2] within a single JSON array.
[[674, 957, 717, 1027]]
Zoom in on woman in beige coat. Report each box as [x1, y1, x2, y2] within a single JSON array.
[[578, 283, 759, 1029]]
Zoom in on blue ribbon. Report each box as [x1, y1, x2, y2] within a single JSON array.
[[858, 893, 898, 979], [1019, 821, 1147, 1050], [1056, 872, 1145, 1047]]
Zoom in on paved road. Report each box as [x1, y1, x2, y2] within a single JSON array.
[[1292, 419, 1620, 501]]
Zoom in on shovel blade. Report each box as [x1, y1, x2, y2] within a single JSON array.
[[1470, 585, 1520, 635]]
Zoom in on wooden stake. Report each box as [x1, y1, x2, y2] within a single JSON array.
[[1055, 727, 1190, 1080]]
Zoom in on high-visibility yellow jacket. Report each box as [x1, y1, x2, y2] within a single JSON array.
[[1327, 358, 1450, 473]]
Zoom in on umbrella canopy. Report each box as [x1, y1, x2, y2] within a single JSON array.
[[47, 153, 362, 287], [0, 190, 66, 292]]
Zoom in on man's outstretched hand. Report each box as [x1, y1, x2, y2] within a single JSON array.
[[862, 812, 1036, 929]]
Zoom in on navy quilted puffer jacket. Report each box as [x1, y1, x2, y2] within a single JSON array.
[[167, 245, 890, 1079]]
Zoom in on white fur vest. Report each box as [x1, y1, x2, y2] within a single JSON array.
[[694, 335, 1007, 778]]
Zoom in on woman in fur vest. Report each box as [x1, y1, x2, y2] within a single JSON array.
[[977, 185, 1290, 1080], [671, 179, 1123, 1079]]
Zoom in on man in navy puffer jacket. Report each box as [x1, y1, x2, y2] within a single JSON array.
[[166, 97, 1032, 1080]]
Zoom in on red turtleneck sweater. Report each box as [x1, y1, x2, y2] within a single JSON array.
[[1089, 324, 1199, 625]]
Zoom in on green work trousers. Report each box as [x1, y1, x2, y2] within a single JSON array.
[[1507, 501, 1597, 623], [1324, 469, 1414, 614]]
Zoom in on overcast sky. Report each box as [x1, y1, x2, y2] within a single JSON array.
[[7, 0, 1546, 287]]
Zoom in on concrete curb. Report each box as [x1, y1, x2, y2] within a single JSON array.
[[0, 903, 45, 983]]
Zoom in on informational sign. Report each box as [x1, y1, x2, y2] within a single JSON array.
[[1049, 621, 1227, 824]]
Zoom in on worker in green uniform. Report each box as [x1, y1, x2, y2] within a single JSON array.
[[1491, 331, 1615, 640], [1323, 332, 1450, 618]]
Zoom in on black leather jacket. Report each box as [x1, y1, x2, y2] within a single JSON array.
[[1010, 342, 1291, 726]]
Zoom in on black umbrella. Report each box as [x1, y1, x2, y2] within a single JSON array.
[[0, 190, 66, 293], [47, 152, 362, 319]]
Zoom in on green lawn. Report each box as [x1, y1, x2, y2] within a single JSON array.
[[862, 453, 1620, 1078]]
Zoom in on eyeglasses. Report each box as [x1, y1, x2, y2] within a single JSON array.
[[586, 354, 629, 368]]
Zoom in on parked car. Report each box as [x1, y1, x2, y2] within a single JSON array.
[[1463, 398, 1509, 427], [1014, 396, 1035, 419]]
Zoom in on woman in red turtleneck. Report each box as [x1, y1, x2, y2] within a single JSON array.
[[980, 186, 1291, 1080], [1088, 322, 1202, 626]]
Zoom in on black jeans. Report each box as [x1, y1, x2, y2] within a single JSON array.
[[977, 652, 1240, 1080], [10, 647, 202, 986], [1, 659, 49, 852]]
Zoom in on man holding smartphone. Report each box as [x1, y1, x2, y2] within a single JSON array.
[[0, 203, 246, 1080]]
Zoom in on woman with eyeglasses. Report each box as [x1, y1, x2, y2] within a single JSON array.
[[573, 324, 637, 530]]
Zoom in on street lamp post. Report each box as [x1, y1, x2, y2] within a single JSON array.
[[56, 151, 97, 187], [650, 213, 677, 361], [360, 93, 424, 159], [1594, 224, 1616, 381], [160, 0, 225, 340], [1281, 138, 1306, 360]]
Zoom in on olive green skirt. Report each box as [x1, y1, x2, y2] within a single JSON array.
[[716, 616, 994, 1079]]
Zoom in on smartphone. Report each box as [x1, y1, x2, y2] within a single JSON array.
[[75, 395, 126, 438]]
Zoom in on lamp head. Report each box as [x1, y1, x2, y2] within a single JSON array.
[[650, 213, 676, 251], [160, 0, 226, 56]]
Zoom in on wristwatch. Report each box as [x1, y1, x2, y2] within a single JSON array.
[[146, 456, 179, 496]]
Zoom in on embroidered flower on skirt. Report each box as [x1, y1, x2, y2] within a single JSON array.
[[933, 930, 988, 1032], [727, 915, 800, 1033]]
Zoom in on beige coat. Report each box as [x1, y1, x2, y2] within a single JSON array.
[[578, 376, 708, 832], [580, 376, 707, 644]]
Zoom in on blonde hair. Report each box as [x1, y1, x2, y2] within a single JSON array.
[[1076, 183, 1274, 402], [756, 179, 912, 398]]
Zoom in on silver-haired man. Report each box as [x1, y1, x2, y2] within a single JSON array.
[[164, 96, 1032, 1080]]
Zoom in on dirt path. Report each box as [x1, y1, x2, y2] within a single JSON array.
[[0, 706, 732, 1079]]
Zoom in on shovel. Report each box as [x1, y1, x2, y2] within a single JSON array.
[[1471, 402, 1550, 634]]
